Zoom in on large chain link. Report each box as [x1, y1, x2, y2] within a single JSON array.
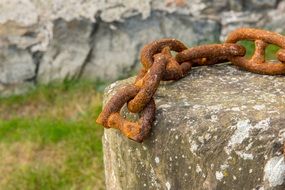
[[96, 28, 285, 146]]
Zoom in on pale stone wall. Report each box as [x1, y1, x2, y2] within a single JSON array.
[[1, 0, 285, 96]]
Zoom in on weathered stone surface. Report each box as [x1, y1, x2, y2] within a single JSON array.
[[244, 0, 278, 10], [266, 1, 285, 33], [228, 0, 243, 11], [220, 11, 266, 41], [37, 19, 93, 83], [0, 0, 152, 53], [83, 13, 220, 80], [0, 47, 35, 96], [103, 63, 285, 190]]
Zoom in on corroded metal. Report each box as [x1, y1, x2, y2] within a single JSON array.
[[160, 46, 192, 81], [128, 53, 168, 113], [97, 28, 285, 143], [140, 38, 187, 69], [277, 49, 285, 62], [226, 28, 285, 75], [128, 44, 193, 114], [96, 84, 140, 127], [96, 84, 155, 142], [107, 99, 155, 142], [175, 43, 246, 64]]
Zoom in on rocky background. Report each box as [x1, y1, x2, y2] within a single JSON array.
[[1, 0, 285, 96]]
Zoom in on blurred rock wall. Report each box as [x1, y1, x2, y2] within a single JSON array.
[[0, 0, 285, 96]]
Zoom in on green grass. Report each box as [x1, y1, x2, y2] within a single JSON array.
[[0, 80, 105, 190]]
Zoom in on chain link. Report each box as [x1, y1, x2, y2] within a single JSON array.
[[96, 28, 285, 143], [225, 28, 285, 75]]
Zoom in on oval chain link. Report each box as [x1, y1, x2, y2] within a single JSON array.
[[225, 28, 285, 75]]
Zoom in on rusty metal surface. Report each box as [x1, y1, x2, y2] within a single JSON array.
[[140, 38, 187, 69], [96, 84, 155, 142], [97, 28, 285, 143], [226, 28, 285, 75], [175, 43, 246, 63], [128, 53, 168, 113], [96, 84, 140, 127]]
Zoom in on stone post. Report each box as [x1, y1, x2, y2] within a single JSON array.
[[102, 63, 285, 190]]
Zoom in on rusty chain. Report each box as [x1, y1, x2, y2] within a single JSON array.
[[96, 28, 285, 145]]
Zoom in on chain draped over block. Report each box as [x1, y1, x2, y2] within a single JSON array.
[[96, 28, 285, 150]]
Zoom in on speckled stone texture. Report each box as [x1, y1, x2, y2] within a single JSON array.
[[102, 63, 285, 190]]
